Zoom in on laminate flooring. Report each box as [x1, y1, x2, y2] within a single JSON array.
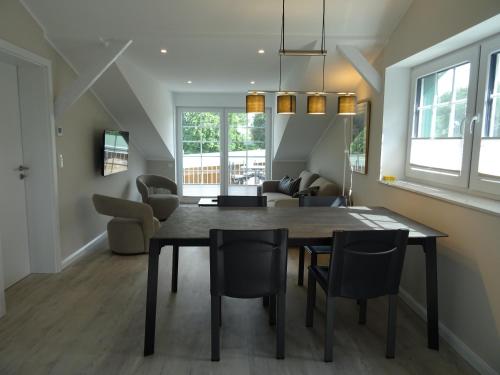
[[0, 245, 477, 375]]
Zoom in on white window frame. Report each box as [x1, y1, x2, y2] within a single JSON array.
[[405, 45, 480, 188], [470, 34, 500, 195], [176, 107, 272, 199]]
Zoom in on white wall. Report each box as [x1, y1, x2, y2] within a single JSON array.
[[146, 160, 176, 181], [308, 1, 500, 373], [116, 57, 175, 159]]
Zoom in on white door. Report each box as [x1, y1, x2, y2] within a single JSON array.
[[0, 60, 31, 288]]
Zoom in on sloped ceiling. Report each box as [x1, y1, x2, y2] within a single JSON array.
[[22, 0, 413, 161]]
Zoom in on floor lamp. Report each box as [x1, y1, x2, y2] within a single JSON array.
[[337, 94, 357, 204]]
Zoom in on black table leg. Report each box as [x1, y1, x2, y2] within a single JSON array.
[[144, 240, 161, 356], [423, 237, 439, 350], [298, 246, 305, 286], [172, 245, 179, 293]]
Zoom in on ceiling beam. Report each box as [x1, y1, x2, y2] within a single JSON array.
[[337, 45, 382, 93], [54, 39, 132, 119]]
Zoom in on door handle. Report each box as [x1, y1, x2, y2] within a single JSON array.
[[19, 173, 27, 180], [17, 165, 30, 171]]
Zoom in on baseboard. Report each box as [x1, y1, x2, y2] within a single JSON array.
[[61, 232, 107, 270], [399, 288, 498, 375]]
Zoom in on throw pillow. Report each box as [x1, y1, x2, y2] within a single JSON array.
[[278, 176, 301, 196]]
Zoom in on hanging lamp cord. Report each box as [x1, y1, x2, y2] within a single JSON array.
[[321, 0, 326, 93], [279, 0, 285, 92]]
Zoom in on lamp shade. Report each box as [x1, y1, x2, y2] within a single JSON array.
[[337, 95, 357, 115], [277, 94, 296, 114], [246, 94, 265, 113], [307, 94, 326, 115]]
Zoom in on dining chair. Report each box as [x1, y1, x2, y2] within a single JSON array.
[[217, 195, 270, 307], [209, 228, 288, 360], [297, 195, 347, 286], [306, 229, 409, 362], [217, 195, 267, 207]]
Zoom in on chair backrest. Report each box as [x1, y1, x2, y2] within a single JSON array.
[[328, 229, 409, 299], [299, 195, 347, 207], [136, 174, 178, 202], [217, 195, 267, 207], [209, 229, 288, 298]]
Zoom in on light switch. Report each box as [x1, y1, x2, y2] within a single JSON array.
[[59, 154, 64, 168], [57, 127, 63, 136]]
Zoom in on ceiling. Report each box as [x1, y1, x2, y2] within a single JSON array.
[[23, 0, 413, 93]]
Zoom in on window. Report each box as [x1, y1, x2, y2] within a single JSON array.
[[177, 107, 271, 198], [406, 35, 500, 196]]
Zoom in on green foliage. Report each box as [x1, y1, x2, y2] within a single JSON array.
[[182, 111, 266, 154]]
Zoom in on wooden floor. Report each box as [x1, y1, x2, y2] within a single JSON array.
[[0, 245, 476, 375]]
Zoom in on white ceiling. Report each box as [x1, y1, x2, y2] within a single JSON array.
[[23, 0, 412, 93]]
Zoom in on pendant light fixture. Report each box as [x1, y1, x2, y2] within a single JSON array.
[[337, 94, 357, 115], [277, 0, 296, 114], [246, 92, 265, 113]]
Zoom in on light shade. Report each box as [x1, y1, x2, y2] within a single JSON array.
[[277, 94, 296, 114], [246, 94, 265, 113], [307, 95, 326, 115], [337, 95, 357, 115]]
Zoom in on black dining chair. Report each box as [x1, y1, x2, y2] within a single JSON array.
[[217, 195, 267, 207], [209, 228, 288, 361], [297, 195, 347, 286], [306, 229, 409, 362]]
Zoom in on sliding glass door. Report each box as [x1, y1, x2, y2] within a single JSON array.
[[177, 107, 271, 198]]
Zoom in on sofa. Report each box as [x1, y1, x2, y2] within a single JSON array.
[[259, 170, 340, 207]]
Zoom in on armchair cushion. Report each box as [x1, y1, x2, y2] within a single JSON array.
[[261, 180, 281, 193]]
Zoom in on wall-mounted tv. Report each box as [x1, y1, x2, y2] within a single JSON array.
[[102, 130, 129, 176]]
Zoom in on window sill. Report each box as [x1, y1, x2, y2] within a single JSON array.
[[378, 179, 500, 217]]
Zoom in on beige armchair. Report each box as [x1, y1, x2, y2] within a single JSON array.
[[92, 194, 160, 254], [136, 175, 179, 221]]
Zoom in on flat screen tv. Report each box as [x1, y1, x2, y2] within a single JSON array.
[[102, 130, 129, 176]]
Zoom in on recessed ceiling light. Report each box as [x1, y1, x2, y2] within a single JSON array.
[[258, 49, 265, 54], [187, 80, 192, 84], [160, 48, 167, 54], [250, 81, 255, 85]]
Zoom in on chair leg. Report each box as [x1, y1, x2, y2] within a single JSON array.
[[276, 292, 286, 359], [269, 295, 276, 326], [386, 294, 397, 359], [211, 295, 221, 361], [324, 296, 335, 362], [358, 299, 367, 325], [171, 245, 179, 293], [262, 296, 269, 307], [298, 246, 305, 286], [306, 269, 316, 327]]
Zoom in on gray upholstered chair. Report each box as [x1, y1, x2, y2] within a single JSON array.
[[92, 194, 160, 255], [136, 175, 180, 221]]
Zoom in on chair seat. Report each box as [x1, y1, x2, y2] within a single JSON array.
[[304, 245, 332, 255]]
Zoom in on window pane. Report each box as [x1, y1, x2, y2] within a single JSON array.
[[452, 102, 466, 137], [182, 111, 220, 126], [182, 126, 201, 142], [435, 105, 451, 137], [228, 112, 247, 127], [248, 127, 265, 143], [201, 142, 219, 153], [248, 113, 266, 127], [455, 64, 470, 101], [183, 142, 201, 154], [477, 53, 500, 177], [201, 124, 220, 143], [411, 63, 471, 172], [417, 108, 433, 137], [437, 69, 453, 104], [421, 75, 436, 106]]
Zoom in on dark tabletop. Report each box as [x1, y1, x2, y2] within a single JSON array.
[[152, 206, 447, 247]]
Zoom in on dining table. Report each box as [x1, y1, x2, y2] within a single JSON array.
[[143, 205, 447, 356]]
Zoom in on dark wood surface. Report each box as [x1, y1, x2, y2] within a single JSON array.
[[153, 206, 447, 246], [145, 205, 446, 355]]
